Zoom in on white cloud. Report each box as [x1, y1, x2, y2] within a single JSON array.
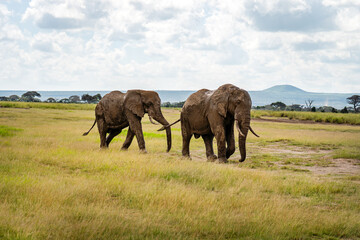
[[0, 0, 359, 93], [336, 7, 360, 31]]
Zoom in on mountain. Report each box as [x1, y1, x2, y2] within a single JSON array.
[[249, 85, 356, 109], [262, 85, 306, 93]]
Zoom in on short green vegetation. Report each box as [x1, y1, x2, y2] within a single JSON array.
[[0, 106, 359, 239], [252, 110, 360, 125]]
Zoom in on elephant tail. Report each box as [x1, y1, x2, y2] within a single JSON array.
[[83, 119, 96, 136], [157, 119, 180, 131]]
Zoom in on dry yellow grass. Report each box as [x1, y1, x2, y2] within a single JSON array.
[[0, 107, 359, 239]]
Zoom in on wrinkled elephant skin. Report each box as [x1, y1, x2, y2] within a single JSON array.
[[181, 84, 258, 163], [83, 90, 171, 153]]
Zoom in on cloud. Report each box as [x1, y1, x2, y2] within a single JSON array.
[[0, 4, 23, 41], [335, 7, 360, 31], [36, 13, 87, 29], [247, 1, 337, 32], [1, 0, 360, 93], [293, 40, 336, 51]]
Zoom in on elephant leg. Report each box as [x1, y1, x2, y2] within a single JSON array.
[[202, 134, 217, 161], [225, 123, 235, 159], [181, 121, 192, 158], [97, 118, 107, 148], [214, 128, 227, 163], [121, 128, 135, 150], [127, 114, 146, 152], [106, 129, 122, 147]]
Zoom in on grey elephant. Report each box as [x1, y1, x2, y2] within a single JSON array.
[[162, 84, 258, 163], [83, 90, 171, 152]]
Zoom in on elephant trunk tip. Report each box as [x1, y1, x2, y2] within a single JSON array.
[[157, 126, 166, 131]]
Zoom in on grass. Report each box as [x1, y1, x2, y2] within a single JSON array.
[[0, 125, 23, 137], [0, 101, 96, 110], [252, 110, 360, 125], [0, 106, 359, 239]]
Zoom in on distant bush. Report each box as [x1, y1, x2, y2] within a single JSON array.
[[20, 91, 41, 102], [162, 101, 185, 108], [251, 110, 360, 125], [82, 94, 102, 103]]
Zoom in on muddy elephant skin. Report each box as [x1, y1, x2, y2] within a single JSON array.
[[180, 84, 258, 163], [83, 90, 171, 152]]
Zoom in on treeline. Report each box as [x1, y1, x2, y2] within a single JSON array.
[[254, 96, 360, 113], [161, 101, 185, 108], [1, 92, 359, 113], [0, 91, 102, 104]]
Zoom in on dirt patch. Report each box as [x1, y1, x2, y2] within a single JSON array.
[[189, 146, 360, 176], [279, 158, 360, 175], [257, 144, 331, 155]]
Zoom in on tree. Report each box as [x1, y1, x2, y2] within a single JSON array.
[[69, 95, 81, 103], [311, 106, 316, 112], [93, 94, 102, 102], [81, 94, 93, 103], [81, 93, 102, 103], [45, 98, 56, 103], [347, 95, 360, 113], [59, 98, 70, 103], [287, 104, 303, 111], [21, 91, 41, 102], [270, 101, 286, 110], [340, 107, 348, 113], [305, 99, 314, 111], [0, 96, 9, 101], [9, 95, 20, 101]]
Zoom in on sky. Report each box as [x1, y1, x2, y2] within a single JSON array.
[[0, 0, 360, 92]]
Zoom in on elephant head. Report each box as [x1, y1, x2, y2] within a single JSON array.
[[125, 90, 172, 152], [212, 84, 258, 162]]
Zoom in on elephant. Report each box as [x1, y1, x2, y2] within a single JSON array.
[[83, 90, 171, 152], [164, 84, 258, 163]]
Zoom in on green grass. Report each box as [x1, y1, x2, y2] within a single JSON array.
[[0, 107, 359, 239], [0, 101, 96, 110], [0, 125, 23, 137], [252, 110, 360, 125]]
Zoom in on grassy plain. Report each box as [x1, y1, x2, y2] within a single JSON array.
[[0, 104, 359, 239], [252, 110, 360, 125]]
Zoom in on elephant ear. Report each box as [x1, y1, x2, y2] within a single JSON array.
[[125, 91, 144, 118], [212, 89, 229, 118]]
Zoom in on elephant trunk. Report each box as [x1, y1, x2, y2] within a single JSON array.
[[152, 113, 172, 152], [236, 118, 249, 162]]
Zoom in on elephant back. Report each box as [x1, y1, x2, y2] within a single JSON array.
[[100, 91, 127, 126]]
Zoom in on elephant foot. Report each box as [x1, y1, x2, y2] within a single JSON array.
[[121, 146, 129, 151], [216, 157, 228, 164], [206, 155, 217, 162], [182, 154, 192, 160], [139, 149, 147, 154]]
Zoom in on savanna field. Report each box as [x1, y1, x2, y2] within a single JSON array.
[[1, 102, 360, 239]]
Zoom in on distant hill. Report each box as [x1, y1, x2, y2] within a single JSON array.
[[249, 85, 357, 109], [262, 85, 306, 93]]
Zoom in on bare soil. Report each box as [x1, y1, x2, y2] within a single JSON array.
[[189, 144, 360, 176]]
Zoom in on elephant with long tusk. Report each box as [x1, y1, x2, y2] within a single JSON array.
[[160, 84, 259, 163], [83, 90, 172, 152]]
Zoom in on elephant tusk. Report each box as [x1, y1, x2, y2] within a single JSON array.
[[149, 116, 160, 125], [249, 126, 260, 137], [235, 120, 246, 137]]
